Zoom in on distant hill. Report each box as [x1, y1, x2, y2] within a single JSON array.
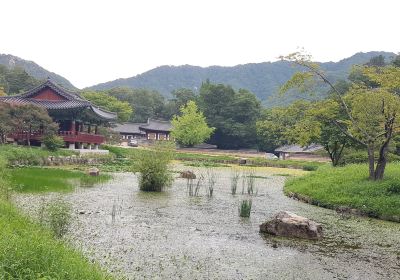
[[87, 51, 396, 104], [0, 54, 76, 89]]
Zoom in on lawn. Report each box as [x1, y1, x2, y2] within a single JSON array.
[[10, 167, 111, 193], [284, 163, 400, 221]]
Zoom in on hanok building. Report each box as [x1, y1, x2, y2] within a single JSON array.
[[113, 119, 172, 143], [274, 144, 324, 160], [0, 79, 117, 149]]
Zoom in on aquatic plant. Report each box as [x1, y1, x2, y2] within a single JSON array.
[[187, 174, 203, 197], [246, 170, 257, 196], [206, 168, 216, 197], [40, 197, 72, 238], [239, 199, 252, 218], [230, 171, 240, 195], [136, 142, 174, 192]]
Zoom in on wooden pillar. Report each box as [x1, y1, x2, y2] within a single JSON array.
[[70, 120, 76, 134], [94, 125, 98, 135], [88, 124, 91, 134]]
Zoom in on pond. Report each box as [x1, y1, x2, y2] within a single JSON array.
[[13, 166, 400, 279]]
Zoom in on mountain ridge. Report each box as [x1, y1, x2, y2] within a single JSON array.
[[0, 54, 76, 89], [86, 51, 396, 102]]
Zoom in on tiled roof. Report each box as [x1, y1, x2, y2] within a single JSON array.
[[112, 119, 172, 134], [275, 144, 324, 153], [0, 79, 117, 121], [113, 123, 146, 134], [140, 119, 172, 132]]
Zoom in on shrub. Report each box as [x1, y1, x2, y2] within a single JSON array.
[[40, 197, 72, 238], [302, 164, 318, 171], [387, 182, 400, 194], [42, 134, 65, 151], [239, 199, 252, 217], [136, 142, 174, 192]]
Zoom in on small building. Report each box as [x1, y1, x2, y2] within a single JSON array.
[[275, 144, 324, 160], [0, 79, 117, 149], [113, 119, 172, 143]]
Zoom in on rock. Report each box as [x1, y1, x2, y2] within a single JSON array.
[[180, 170, 196, 179], [88, 167, 100, 176], [238, 158, 247, 165], [79, 210, 86, 214], [260, 211, 323, 240]]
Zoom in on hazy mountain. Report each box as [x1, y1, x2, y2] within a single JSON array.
[[0, 54, 76, 89], [87, 51, 396, 104]]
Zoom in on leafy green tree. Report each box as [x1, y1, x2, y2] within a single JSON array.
[[106, 88, 166, 122], [81, 91, 133, 122], [162, 88, 197, 119], [10, 104, 57, 146], [281, 52, 400, 180], [198, 82, 261, 149], [171, 101, 215, 147]]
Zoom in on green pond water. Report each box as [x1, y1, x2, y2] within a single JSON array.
[[14, 166, 400, 279]]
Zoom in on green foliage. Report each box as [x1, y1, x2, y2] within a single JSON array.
[[136, 143, 174, 192], [42, 134, 65, 151], [285, 164, 400, 221], [239, 199, 252, 218], [81, 91, 133, 122], [198, 82, 261, 149], [0, 200, 110, 279], [339, 149, 400, 165], [106, 87, 166, 122], [230, 171, 240, 195], [39, 197, 72, 238], [10, 167, 111, 193], [171, 101, 215, 147]]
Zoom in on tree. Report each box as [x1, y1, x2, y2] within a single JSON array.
[[106, 88, 166, 122], [198, 82, 261, 149], [81, 91, 133, 122], [171, 101, 215, 147], [281, 52, 400, 180], [0, 102, 15, 144], [162, 88, 197, 119], [10, 104, 57, 146]]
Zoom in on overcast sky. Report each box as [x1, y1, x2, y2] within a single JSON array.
[[1, 0, 398, 88]]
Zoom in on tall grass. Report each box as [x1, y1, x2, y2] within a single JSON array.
[[205, 168, 216, 197], [187, 174, 203, 197], [230, 171, 240, 195], [0, 200, 111, 279]]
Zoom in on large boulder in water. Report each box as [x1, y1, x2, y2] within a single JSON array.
[[260, 211, 323, 240]]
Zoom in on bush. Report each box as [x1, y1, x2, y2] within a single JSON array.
[[302, 164, 319, 171], [39, 197, 72, 238], [387, 182, 400, 194], [136, 142, 174, 192], [42, 134, 65, 151]]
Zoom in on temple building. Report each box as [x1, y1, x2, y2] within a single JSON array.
[[0, 79, 117, 149], [113, 119, 172, 143]]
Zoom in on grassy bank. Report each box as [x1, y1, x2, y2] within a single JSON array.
[[10, 167, 112, 193], [0, 200, 112, 279], [102, 145, 325, 171], [284, 164, 400, 222]]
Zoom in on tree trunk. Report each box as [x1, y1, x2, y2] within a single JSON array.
[[367, 144, 375, 180], [374, 137, 391, 180]]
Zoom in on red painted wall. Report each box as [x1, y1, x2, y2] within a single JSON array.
[[32, 88, 66, 101]]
